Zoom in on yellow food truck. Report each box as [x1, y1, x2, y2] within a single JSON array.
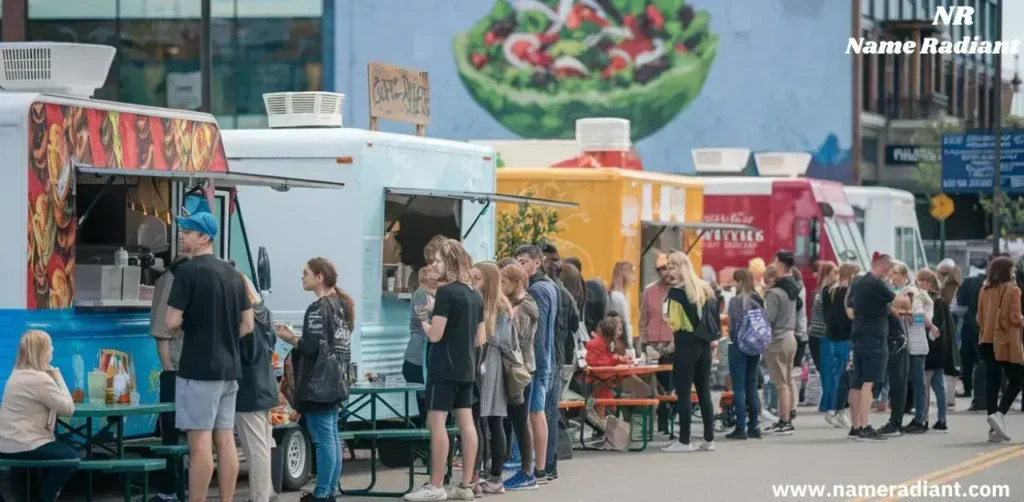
[[477, 120, 751, 339]]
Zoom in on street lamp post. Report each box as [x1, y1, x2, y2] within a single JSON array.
[[992, 0, 1003, 256], [200, 0, 212, 113]]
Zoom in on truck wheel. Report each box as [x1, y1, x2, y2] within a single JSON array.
[[280, 427, 312, 491]]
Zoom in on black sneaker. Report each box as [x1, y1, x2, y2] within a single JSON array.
[[789, 410, 797, 421], [764, 421, 783, 434], [904, 421, 928, 434], [534, 470, 549, 485], [932, 420, 948, 432], [725, 429, 748, 440], [546, 468, 558, 481], [878, 422, 903, 437], [748, 428, 763, 439], [773, 421, 795, 435], [858, 426, 887, 441], [150, 495, 178, 502], [847, 427, 861, 440]]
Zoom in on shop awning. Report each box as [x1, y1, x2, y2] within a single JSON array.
[[75, 166, 346, 191], [384, 188, 577, 208], [641, 220, 759, 255], [384, 187, 577, 239]]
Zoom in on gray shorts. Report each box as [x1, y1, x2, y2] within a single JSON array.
[[175, 377, 239, 431]]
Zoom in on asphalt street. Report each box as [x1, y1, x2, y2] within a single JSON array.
[[90, 396, 1024, 501]]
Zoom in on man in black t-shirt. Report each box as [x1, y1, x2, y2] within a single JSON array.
[[405, 239, 483, 502], [847, 254, 895, 441], [165, 210, 254, 502]]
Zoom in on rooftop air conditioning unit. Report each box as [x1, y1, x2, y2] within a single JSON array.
[[576, 118, 631, 151], [754, 152, 812, 177], [0, 42, 115, 98], [691, 148, 751, 174], [263, 91, 344, 128]]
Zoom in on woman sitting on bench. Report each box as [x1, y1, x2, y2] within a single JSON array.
[[0, 330, 79, 502], [585, 317, 651, 419]]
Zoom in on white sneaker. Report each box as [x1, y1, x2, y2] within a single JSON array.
[[989, 428, 1009, 443], [445, 484, 475, 500], [761, 409, 779, 423], [698, 440, 716, 451], [404, 483, 449, 501], [824, 412, 840, 428], [836, 410, 851, 429], [662, 441, 697, 453], [987, 412, 1011, 441]]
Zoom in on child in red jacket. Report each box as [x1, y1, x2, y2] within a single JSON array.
[[586, 317, 650, 418]]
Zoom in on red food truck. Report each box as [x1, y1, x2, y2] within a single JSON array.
[[694, 149, 870, 297]]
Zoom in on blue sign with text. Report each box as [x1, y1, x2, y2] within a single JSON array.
[[941, 130, 1024, 194]]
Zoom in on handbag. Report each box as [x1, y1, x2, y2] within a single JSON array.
[[502, 323, 531, 405], [305, 299, 350, 404]]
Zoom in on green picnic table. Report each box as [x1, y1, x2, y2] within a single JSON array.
[[340, 382, 437, 497], [341, 382, 425, 427], [57, 402, 175, 502]]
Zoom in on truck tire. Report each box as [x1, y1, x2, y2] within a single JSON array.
[[278, 427, 312, 491]]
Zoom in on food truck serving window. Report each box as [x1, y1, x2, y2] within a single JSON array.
[[640, 221, 759, 256], [381, 188, 576, 297], [70, 167, 344, 309]]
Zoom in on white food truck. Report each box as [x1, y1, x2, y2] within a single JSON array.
[[221, 91, 573, 488], [843, 186, 928, 270]]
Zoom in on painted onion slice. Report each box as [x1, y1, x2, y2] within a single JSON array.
[[635, 39, 666, 68], [503, 33, 542, 69], [552, 55, 590, 76]]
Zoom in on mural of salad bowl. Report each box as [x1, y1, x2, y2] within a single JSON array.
[[454, 0, 718, 140]]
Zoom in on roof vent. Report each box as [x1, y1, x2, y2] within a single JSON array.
[[754, 152, 811, 177], [576, 118, 631, 151], [691, 148, 751, 174], [263, 91, 344, 128], [0, 42, 114, 98]]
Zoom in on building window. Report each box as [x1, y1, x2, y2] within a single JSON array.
[[26, 0, 324, 129]]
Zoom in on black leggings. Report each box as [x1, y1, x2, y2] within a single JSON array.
[[506, 400, 532, 471], [479, 416, 506, 479], [808, 337, 822, 375], [673, 332, 714, 444], [981, 343, 1024, 416], [403, 361, 426, 427]]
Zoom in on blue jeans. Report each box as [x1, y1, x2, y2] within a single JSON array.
[[728, 345, 760, 432], [306, 408, 343, 498], [910, 355, 928, 423], [819, 338, 851, 412], [927, 369, 948, 421], [0, 441, 79, 502], [543, 367, 562, 473]]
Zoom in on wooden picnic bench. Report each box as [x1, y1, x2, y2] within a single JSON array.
[[659, 390, 734, 440], [0, 457, 165, 501]]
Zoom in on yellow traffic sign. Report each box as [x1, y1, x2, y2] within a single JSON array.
[[930, 194, 954, 221]]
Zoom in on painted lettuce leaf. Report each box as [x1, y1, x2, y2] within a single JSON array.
[[454, 0, 718, 140]]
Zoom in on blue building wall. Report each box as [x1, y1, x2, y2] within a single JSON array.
[[333, 0, 853, 181]]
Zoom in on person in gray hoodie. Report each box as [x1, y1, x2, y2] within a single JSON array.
[[763, 251, 802, 435]]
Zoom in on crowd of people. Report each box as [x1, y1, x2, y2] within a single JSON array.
[[3, 206, 1024, 502]]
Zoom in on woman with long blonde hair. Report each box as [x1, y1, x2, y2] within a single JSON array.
[[726, 268, 766, 439], [0, 330, 78, 502], [470, 262, 514, 494], [820, 263, 860, 428], [609, 261, 636, 348], [809, 261, 838, 388], [661, 251, 718, 452]]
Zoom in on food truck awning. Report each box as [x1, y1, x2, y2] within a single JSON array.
[[76, 166, 346, 190], [384, 188, 578, 239], [384, 188, 577, 208], [641, 220, 759, 255]]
